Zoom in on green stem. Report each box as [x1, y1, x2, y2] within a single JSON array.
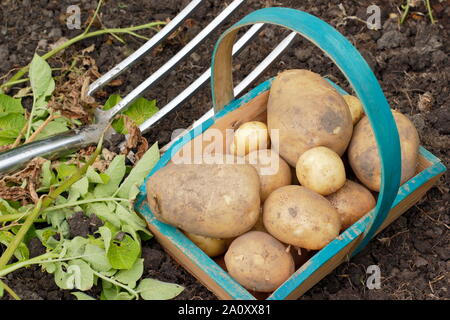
[[84, 0, 104, 35], [0, 200, 42, 268], [24, 97, 37, 140], [425, 0, 436, 24], [1, 21, 165, 92], [0, 197, 129, 223], [92, 269, 139, 300], [0, 78, 29, 88], [0, 279, 20, 300], [0, 253, 88, 277], [0, 136, 104, 270], [400, 0, 411, 24]]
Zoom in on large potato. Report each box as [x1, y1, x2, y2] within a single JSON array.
[[295, 146, 346, 196], [263, 185, 341, 250], [326, 180, 376, 230], [267, 69, 353, 166], [224, 231, 295, 292], [348, 110, 420, 191], [246, 149, 292, 202], [147, 161, 260, 238]]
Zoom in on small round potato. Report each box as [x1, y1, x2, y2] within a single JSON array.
[[348, 110, 420, 191], [246, 149, 292, 202], [295, 146, 346, 196], [224, 231, 295, 292], [263, 185, 341, 250], [326, 180, 376, 230], [230, 121, 270, 156], [342, 95, 364, 125], [184, 231, 232, 257]]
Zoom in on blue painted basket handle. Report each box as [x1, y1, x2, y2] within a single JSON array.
[[210, 7, 401, 252]]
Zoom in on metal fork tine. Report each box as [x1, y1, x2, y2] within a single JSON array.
[[87, 0, 203, 96], [160, 31, 297, 153], [139, 23, 265, 134], [104, 0, 245, 120]]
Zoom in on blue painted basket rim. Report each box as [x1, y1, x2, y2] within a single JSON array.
[[135, 78, 446, 300]]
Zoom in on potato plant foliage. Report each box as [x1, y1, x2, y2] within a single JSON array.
[[0, 55, 183, 300]]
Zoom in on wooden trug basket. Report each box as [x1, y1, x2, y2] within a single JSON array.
[[135, 8, 446, 300]]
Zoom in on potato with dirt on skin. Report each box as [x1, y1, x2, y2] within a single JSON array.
[[348, 110, 420, 191], [246, 149, 292, 202], [224, 231, 295, 292], [267, 69, 353, 166], [326, 180, 376, 231], [147, 159, 260, 239], [230, 121, 270, 156], [342, 95, 365, 125], [263, 185, 341, 250], [295, 146, 346, 196], [184, 231, 232, 257]]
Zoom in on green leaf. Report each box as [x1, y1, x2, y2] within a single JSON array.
[[56, 163, 78, 180], [72, 292, 96, 300], [0, 113, 26, 145], [35, 79, 55, 108], [103, 95, 158, 134], [103, 94, 122, 111], [0, 199, 19, 214], [116, 142, 159, 199], [86, 166, 105, 184], [100, 282, 134, 300], [40, 160, 53, 189], [97, 226, 112, 253], [0, 113, 26, 131], [46, 210, 70, 236], [0, 94, 24, 114], [115, 258, 144, 288], [82, 243, 112, 272], [87, 202, 121, 228], [115, 204, 148, 235], [29, 54, 54, 100], [66, 237, 88, 257], [111, 117, 125, 134], [124, 97, 158, 125], [0, 231, 29, 261], [137, 278, 184, 300], [54, 260, 94, 291], [70, 176, 89, 197], [94, 155, 126, 197], [31, 117, 70, 140], [107, 234, 140, 270]]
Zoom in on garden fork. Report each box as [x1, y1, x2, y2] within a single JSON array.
[[0, 0, 296, 173]]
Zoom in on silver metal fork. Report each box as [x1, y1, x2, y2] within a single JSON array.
[[0, 0, 296, 173]]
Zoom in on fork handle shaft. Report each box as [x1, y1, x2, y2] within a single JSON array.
[[0, 128, 99, 174]]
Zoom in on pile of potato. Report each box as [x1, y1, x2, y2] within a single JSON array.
[[147, 69, 420, 293]]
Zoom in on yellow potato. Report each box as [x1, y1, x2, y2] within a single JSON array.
[[246, 149, 292, 202], [263, 185, 341, 250], [230, 121, 270, 156], [184, 231, 232, 257], [147, 160, 260, 238], [342, 95, 365, 125], [295, 146, 346, 196], [348, 110, 420, 191], [224, 231, 295, 292], [267, 69, 353, 166], [326, 180, 376, 230]]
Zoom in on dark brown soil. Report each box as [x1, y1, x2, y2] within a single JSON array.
[[0, 0, 449, 300]]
